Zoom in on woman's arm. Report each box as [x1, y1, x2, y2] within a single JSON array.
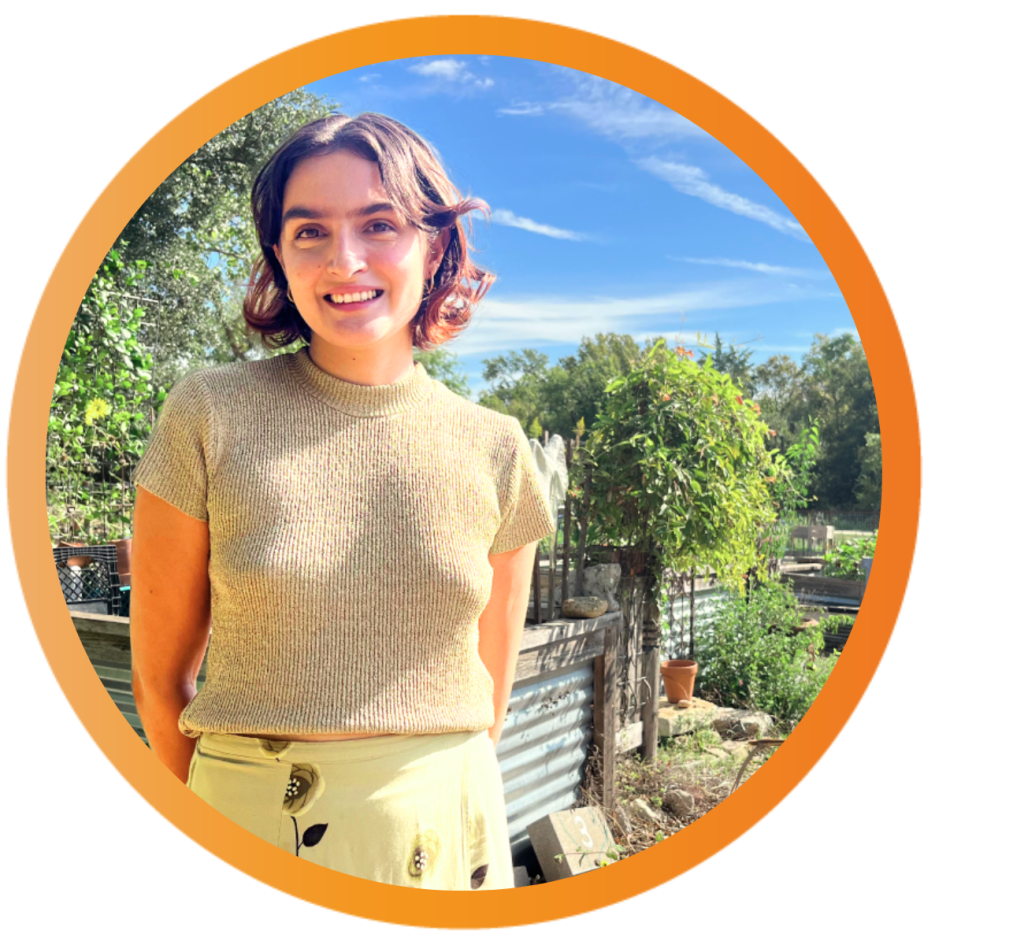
[[130, 485, 212, 783], [478, 541, 538, 746]]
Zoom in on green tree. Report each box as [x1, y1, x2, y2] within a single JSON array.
[[540, 333, 642, 439], [48, 251, 159, 541], [414, 347, 471, 398], [477, 349, 550, 426], [112, 88, 340, 387], [576, 339, 780, 597], [699, 333, 755, 394], [854, 432, 882, 510], [750, 354, 806, 453], [801, 333, 878, 507]]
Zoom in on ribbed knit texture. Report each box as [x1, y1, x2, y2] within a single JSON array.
[[131, 347, 555, 738]]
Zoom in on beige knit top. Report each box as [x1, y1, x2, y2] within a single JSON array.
[[131, 347, 555, 738]]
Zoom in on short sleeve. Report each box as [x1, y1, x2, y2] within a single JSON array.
[[489, 418, 557, 555], [131, 370, 216, 522]]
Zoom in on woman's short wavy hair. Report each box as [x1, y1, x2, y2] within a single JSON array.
[[243, 112, 494, 350]]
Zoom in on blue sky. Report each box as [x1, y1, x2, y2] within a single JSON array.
[[304, 57, 856, 398]]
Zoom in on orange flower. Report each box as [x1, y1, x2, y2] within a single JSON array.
[[752, 401, 761, 414], [769, 429, 777, 436], [712, 394, 719, 405], [735, 396, 744, 405], [765, 476, 777, 483], [661, 393, 671, 401]]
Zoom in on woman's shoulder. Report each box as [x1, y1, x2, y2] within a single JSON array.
[[167, 354, 294, 404], [431, 384, 521, 435]]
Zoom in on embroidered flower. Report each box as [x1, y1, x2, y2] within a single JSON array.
[[258, 739, 293, 761], [407, 830, 441, 879], [283, 763, 325, 817], [470, 864, 489, 889]]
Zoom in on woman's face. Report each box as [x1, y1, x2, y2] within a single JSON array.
[[274, 149, 444, 355]]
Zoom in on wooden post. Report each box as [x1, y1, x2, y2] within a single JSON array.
[[591, 616, 618, 808], [562, 444, 572, 614], [688, 566, 697, 662], [532, 543, 542, 625], [573, 468, 591, 597], [640, 582, 661, 763]]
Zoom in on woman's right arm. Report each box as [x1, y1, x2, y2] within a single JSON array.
[[130, 484, 212, 784]]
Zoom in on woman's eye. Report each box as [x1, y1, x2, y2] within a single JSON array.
[[367, 220, 397, 235], [295, 226, 322, 239]]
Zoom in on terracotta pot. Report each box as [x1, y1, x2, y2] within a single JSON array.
[[661, 659, 698, 705], [56, 541, 93, 568], [112, 538, 132, 585]]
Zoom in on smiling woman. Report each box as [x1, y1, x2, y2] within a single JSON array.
[[128, 112, 555, 890]]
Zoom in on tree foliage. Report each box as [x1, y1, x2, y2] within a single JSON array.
[[48, 251, 158, 540], [575, 339, 781, 597], [113, 88, 340, 388]]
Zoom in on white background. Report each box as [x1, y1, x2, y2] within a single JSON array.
[[3, 2, 1018, 940]]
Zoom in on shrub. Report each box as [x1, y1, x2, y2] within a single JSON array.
[[697, 582, 840, 732], [823, 533, 877, 580]]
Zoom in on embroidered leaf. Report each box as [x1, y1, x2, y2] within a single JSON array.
[[470, 864, 489, 889], [302, 823, 329, 848]]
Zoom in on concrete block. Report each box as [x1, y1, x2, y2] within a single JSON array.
[[527, 806, 617, 881]]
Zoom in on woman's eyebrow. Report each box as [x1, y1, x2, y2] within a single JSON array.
[[281, 202, 398, 225]]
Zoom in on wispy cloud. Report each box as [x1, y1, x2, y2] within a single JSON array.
[[358, 73, 381, 83], [491, 208, 588, 241], [672, 257, 826, 278], [408, 58, 493, 89], [498, 73, 703, 141], [450, 280, 833, 355], [637, 157, 806, 239]]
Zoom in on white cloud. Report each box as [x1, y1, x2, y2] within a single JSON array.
[[497, 103, 546, 116], [497, 73, 703, 141], [448, 280, 833, 356], [357, 73, 380, 83], [672, 257, 826, 278], [636, 157, 807, 239], [408, 58, 493, 89], [491, 208, 588, 241]]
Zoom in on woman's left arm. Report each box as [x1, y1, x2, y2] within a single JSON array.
[[478, 540, 539, 746]]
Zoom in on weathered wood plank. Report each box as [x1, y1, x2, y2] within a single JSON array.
[[514, 630, 605, 682], [69, 610, 130, 639], [518, 611, 620, 653]]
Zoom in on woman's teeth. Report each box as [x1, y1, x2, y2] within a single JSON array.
[[327, 290, 381, 304]]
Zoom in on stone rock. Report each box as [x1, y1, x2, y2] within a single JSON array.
[[719, 740, 750, 756], [628, 798, 665, 825], [657, 696, 719, 738], [712, 709, 773, 740], [582, 564, 621, 613], [663, 789, 695, 818], [561, 596, 608, 619]]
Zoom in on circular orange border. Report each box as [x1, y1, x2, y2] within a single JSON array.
[[8, 16, 919, 929]]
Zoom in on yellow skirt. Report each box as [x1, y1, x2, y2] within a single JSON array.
[[187, 728, 513, 890]]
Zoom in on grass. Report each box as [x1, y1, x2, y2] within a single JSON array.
[[570, 720, 782, 868]]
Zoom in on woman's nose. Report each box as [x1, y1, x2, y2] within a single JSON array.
[[327, 231, 367, 275]]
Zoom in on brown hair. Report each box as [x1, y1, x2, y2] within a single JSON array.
[[243, 112, 494, 350]]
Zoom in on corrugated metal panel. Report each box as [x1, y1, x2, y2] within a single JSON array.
[[660, 585, 730, 659], [496, 664, 594, 858]]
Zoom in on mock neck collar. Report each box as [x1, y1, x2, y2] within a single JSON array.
[[287, 346, 434, 417]]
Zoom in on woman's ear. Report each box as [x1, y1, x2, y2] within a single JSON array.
[[429, 228, 452, 276], [273, 244, 284, 273]]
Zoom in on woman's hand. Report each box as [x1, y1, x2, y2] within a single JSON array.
[[130, 486, 212, 783], [478, 541, 538, 747]]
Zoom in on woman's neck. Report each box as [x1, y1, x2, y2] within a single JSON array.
[[307, 333, 417, 387]]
